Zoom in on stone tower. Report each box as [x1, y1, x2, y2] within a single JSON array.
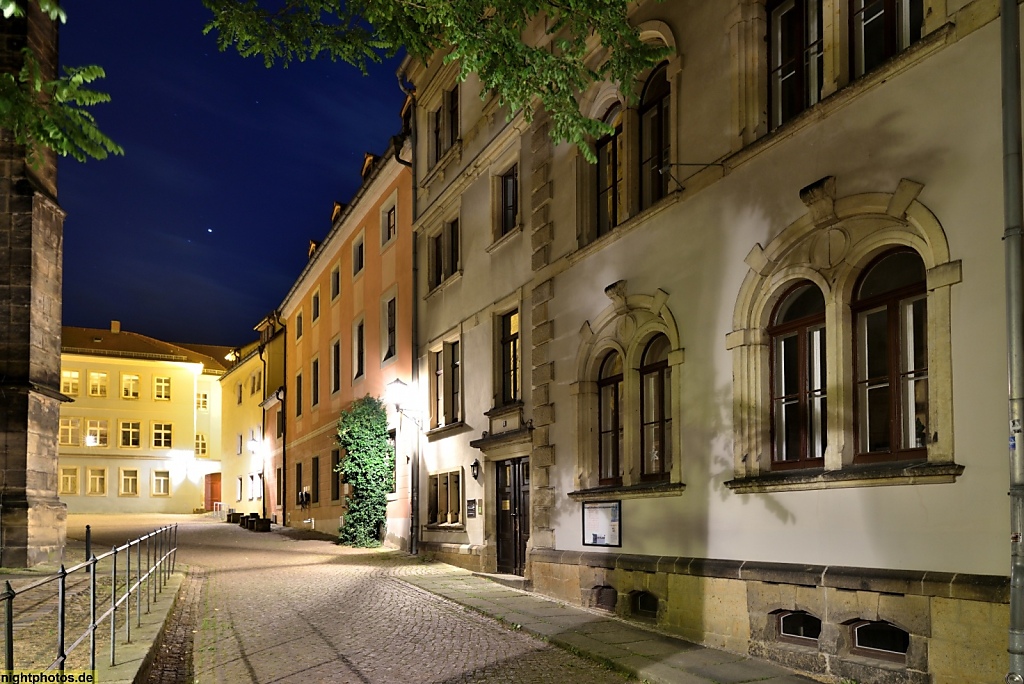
[[0, 4, 68, 566]]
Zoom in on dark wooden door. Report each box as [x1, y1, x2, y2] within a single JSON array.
[[496, 457, 530, 575], [204, 473, 221, 511]]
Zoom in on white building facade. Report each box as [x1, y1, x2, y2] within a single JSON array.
[[404, 1, 1012, 682]]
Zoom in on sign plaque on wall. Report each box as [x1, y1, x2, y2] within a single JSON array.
[[582, 500, 621, 547], [466, 500, 477, 518]]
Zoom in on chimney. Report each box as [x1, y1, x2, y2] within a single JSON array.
[[110, 320, 121, 334]]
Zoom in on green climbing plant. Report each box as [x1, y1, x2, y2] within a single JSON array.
[[335, 395, 394, 548]]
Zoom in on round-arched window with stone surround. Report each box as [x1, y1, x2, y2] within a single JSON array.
[[768, 281, 827, 469], [598, 351, 624, 486], [640, 334, 672, 480], [853, 248, 928, 462]]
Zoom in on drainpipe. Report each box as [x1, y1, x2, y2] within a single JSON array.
[[397, 69, 420, 555], [1002, 0, 1024, 681]]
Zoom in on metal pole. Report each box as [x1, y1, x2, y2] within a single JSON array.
[[110, 546, 117, 666], [89, 555, 96, 672], [56, 565, 66, 672], [172, 523, 178, 573], [1004, 0, 1024, 681], [136, 538, 141, 626], [125, 540, 131, 643], [4, 581, 14, 672], [146, 535, 152, 611], [84, 524, 91, 561]]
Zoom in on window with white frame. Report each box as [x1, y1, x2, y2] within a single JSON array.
[[152, 470, 171, 497], [496, 164, 519, 238], [61, 370, 79, 396], [88, 371, 108, 397], [639, 63, 671, 210], [430, 85, 459, 165], [331, 264, 341, 300], [769, 282, 827, 469], [311, 357, 320, 407], [86, 419, 108, 447], [851, 0, 924, 79], [497, 309, 520, 406], [382, 203, 397, 245], [59, 417, 81, 446], [236, 476, 243, 502], [595, 104, 626, 237], [429, 218, 459, 290], [195, 433, 208, 457], [383, 296, 397, 362], [353, 319, 365, 379], [427, 470, 462, 525], [726, 178, 961, 492], [248, 473, 256, 500], [87, 468, 106, 496], [312, 289, 321, 322], [154, 376, 171, 400], [119, 468, 139, 496], [196, 392, 209, 411], [121, 373, 140, 399], [768, 0, 823, 131], [120, 421, 141, 448], [430, 340, 461, 429], [352, 235, 365, 277], [331, 339, 341, 393], [59, 466, 79, 495], [152, 423, 172, 449]]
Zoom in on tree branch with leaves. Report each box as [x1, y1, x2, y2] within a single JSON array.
[[0, 0, 122, 166], [203, 0, 668, 160]]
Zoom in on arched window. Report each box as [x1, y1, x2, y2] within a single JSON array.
[[768, 282, 826, 468], [640, 335, 672, 480], [639, 63, 671, 210], [854, 249, 928, 462], [598, 352, 623, 485], [596, 104, 625, 237]]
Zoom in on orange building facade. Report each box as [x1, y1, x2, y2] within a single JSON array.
[[279, 140, 414, 547]]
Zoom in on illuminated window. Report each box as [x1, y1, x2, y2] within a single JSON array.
[[120, 421, 141, 448], [61, 370, 79, 396], [498, 310, 520, 405], [195, 433, 208, 457], [154, 376, 171, 400], [498, 164, 519, 237], [121, 373, 140, 399], [119, 468, 139, 496], [88, 372, 107, 397], [153, 422, 172, 449], [152, 470, 171, 497], [196, 392, 209, 411], [87, 468, 107, 496], [59, 417, 80, 446], [59, 467, 79, 496], [86, 419, 108, 447]]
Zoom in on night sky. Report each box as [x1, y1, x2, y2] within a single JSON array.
[[58, 2, 407, 346]]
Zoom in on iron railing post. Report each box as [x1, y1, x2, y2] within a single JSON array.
[[84, 525, 91, 561], [89, 555, 96, 672], [172, 524, 178, 573], [125, 541, 131, 644], [110, 545, 117, 667], [147, 534, 152, 611], [136, 538, 141, 625], [56, 565, 66, 672], [4, 580, 13, 672]]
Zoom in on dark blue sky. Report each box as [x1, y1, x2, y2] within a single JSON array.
[[59, 1, 406, 346]]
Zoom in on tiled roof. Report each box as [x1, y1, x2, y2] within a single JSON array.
[[62, 327, 232, 373]]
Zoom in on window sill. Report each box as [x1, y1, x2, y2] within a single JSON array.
[[420, 141, 463, 190], [425, 271, 463, 300], [486, 224, 522, 253], [425, 522, 466, 532], [568, 481, 686, 502], [724, 460, 964, 494], [426, 421, 466, 440]]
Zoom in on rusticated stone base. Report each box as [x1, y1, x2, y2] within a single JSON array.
[[0, 495, 66, 567]]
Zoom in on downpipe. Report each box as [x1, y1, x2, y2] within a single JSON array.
[[1002, 0, 1024, 680]]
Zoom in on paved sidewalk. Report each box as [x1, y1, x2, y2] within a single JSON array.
[[399, 568, 817, 684]]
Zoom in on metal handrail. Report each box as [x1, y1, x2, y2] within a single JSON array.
[[0, 523, 178, 672]]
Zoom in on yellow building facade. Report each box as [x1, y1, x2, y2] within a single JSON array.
[[58, 323, 228, 514]]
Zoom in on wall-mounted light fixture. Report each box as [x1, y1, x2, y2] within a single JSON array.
[[471, 459, 480, 479]]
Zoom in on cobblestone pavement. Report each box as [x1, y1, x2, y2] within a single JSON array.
[[72, 516, 630, 684]]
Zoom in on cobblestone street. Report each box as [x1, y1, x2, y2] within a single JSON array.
[[75, 516, 631, 684]]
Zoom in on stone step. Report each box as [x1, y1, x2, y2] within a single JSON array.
[[471, 572, 532, 591]]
